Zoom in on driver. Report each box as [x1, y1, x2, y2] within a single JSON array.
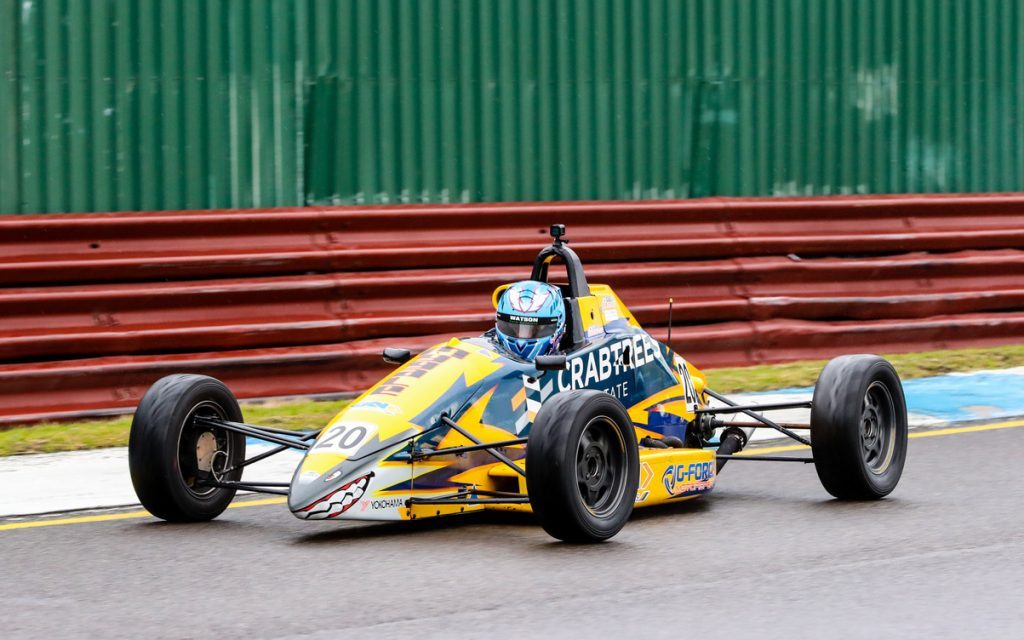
[[494, 280, 566, 360]]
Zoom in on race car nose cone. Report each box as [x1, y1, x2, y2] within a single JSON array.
[[286, 417, 417, 518], [290, 472, 374, 520]]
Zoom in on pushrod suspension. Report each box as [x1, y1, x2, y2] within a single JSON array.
[[221, 431, 321, 475], [198, 480, 291, 495], [437, 415, 527, 477], [703, 389, 813, 447], [695, 400, 813, 415], [194, 416, 312, 450], [718, 420, 810, 430], [412, 437, 528, 460]]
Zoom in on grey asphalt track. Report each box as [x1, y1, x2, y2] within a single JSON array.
[[2, 425, 1022, 640]]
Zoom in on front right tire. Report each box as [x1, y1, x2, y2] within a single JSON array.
[[129, 374, 246, 521]]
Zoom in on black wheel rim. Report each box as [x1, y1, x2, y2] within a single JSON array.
[[861, 381, 896, 475], [176, 401, 233, 498], [575, 416, 628, 517]]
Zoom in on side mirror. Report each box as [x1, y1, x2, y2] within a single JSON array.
[[535, 355, 568, 371], [382, 347, 412, 365]]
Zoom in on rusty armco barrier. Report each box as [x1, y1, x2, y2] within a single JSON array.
[[2, 194, 1024, 424]]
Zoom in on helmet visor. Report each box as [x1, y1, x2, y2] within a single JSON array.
[[496, 312, 559, 340]]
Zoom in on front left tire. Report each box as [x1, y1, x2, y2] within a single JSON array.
[[526, 390, 639, 543]]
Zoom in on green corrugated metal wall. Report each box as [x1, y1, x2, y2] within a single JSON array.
[[2, 0, 1023, 213]]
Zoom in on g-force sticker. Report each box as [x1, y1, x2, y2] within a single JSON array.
[[662, 461, 715, 496]]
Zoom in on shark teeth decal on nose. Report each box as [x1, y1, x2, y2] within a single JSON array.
[[294, 473, 374, 520]]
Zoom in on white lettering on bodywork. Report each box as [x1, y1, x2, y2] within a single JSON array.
[[555, 336, 665, 393]]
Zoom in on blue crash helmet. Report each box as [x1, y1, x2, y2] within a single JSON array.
[[495, 280, 566, 360]]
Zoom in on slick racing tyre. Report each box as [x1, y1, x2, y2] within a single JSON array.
[[129, 375, 246, 521], [810, 355, 908, 499], [527, 390, 639, 543]]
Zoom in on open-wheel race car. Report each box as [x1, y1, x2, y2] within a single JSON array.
[[129, 225, 908, 542]]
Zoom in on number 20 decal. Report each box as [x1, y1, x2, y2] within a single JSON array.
[[313, 422, 375, 453], [673, 355, 699, 409]]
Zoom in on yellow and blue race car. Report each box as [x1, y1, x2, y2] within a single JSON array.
[[129, 225, 908, 542]]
